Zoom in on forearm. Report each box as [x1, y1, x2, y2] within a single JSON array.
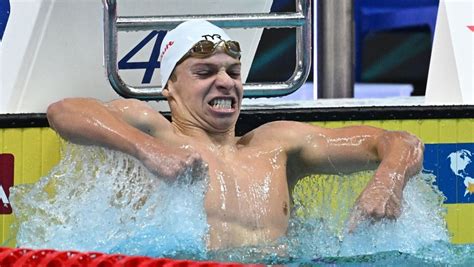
[[47, 98, 152, 158], [374, 131, 424, 192]]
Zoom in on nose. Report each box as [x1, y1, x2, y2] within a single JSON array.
[[215, 70, 235, 91]]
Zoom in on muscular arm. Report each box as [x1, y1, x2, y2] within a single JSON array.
[[105, 99, 170, 137], [257, 121, 423, 224], [47, 98, 167, 156], [296, 124, 423, 181], [47, 98, 203, 179]]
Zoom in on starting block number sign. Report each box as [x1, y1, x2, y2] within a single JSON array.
[[117, 30, 168, 86], [118, 30, 167, 85]]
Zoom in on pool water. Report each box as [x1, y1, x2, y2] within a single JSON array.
[[8, 144, 474, 265]]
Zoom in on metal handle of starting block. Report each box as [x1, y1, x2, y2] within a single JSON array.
[[102, 0, 312, 100]]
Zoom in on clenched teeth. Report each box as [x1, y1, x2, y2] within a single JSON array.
[[211, 99, 232, 109]]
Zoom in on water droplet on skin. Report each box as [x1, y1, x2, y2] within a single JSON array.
[[215, 170, 228, 210]]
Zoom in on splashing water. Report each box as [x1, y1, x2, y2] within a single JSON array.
[[10, 144, 209, 260], [8, 144, 474, 265], [287, 173, 457, 264]]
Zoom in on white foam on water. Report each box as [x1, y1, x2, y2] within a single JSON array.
[[9, 144, 470, 264], [10, 144, 209, 259], [286, 173, 451, 263]]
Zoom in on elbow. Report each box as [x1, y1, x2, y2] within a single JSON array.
[[382, 130, 424, 151], [403, 131, 424, 174], [47, 98, 87, 130], [396, 131, 424, 156], [47, 100, 66, 130], [382, 130, 425, 175]]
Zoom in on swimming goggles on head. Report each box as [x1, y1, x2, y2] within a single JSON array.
[[178, 34, 241, 63]]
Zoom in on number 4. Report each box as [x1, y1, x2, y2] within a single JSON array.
[[118, 30, 167, 84]]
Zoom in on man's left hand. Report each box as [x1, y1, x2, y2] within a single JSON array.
[[347, 177, 403, 232], [347, 131, 424, 232]]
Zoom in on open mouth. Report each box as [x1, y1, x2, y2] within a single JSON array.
[[208, 97, 236, 112]]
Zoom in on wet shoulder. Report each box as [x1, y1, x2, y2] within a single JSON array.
[[108, 99, 172, 137], [237, 120, 313, 148]]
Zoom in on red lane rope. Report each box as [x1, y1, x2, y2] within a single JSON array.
[[0, 247, 263, 267]]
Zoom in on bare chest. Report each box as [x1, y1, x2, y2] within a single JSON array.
[[200, 146, 290, 227]]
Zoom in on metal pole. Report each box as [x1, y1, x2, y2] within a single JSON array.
[[317, 0, 354, 98], [101, 0, 312, 100]]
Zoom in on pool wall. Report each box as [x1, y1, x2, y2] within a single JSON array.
[[0, 106, 473, 247]]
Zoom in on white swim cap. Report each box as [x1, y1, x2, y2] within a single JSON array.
[[159, 20, 233, 87]]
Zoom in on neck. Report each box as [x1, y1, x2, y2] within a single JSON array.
[[171, 120, 237, 146]]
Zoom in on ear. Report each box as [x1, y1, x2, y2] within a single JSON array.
[[162, 86, 170, 98], [162, 81, 176, 101]]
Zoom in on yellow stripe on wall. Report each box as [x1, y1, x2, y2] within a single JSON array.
[[445, 204, 474, 244], [0, 118, 473, 247], [311, 118, 473, 144], [0, 128, 61, 247]]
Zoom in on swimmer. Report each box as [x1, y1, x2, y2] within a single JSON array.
[[46, 20, 424, 250]]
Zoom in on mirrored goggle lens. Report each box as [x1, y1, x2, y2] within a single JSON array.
[[190, 40, 241, 58], [191, 40, 216, 55], [225, 41, 241, 57]]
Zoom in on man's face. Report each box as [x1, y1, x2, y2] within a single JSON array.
[[164, 52, 243, 133]]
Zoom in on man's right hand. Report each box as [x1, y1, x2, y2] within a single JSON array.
[[137, 142, 208, 183]]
